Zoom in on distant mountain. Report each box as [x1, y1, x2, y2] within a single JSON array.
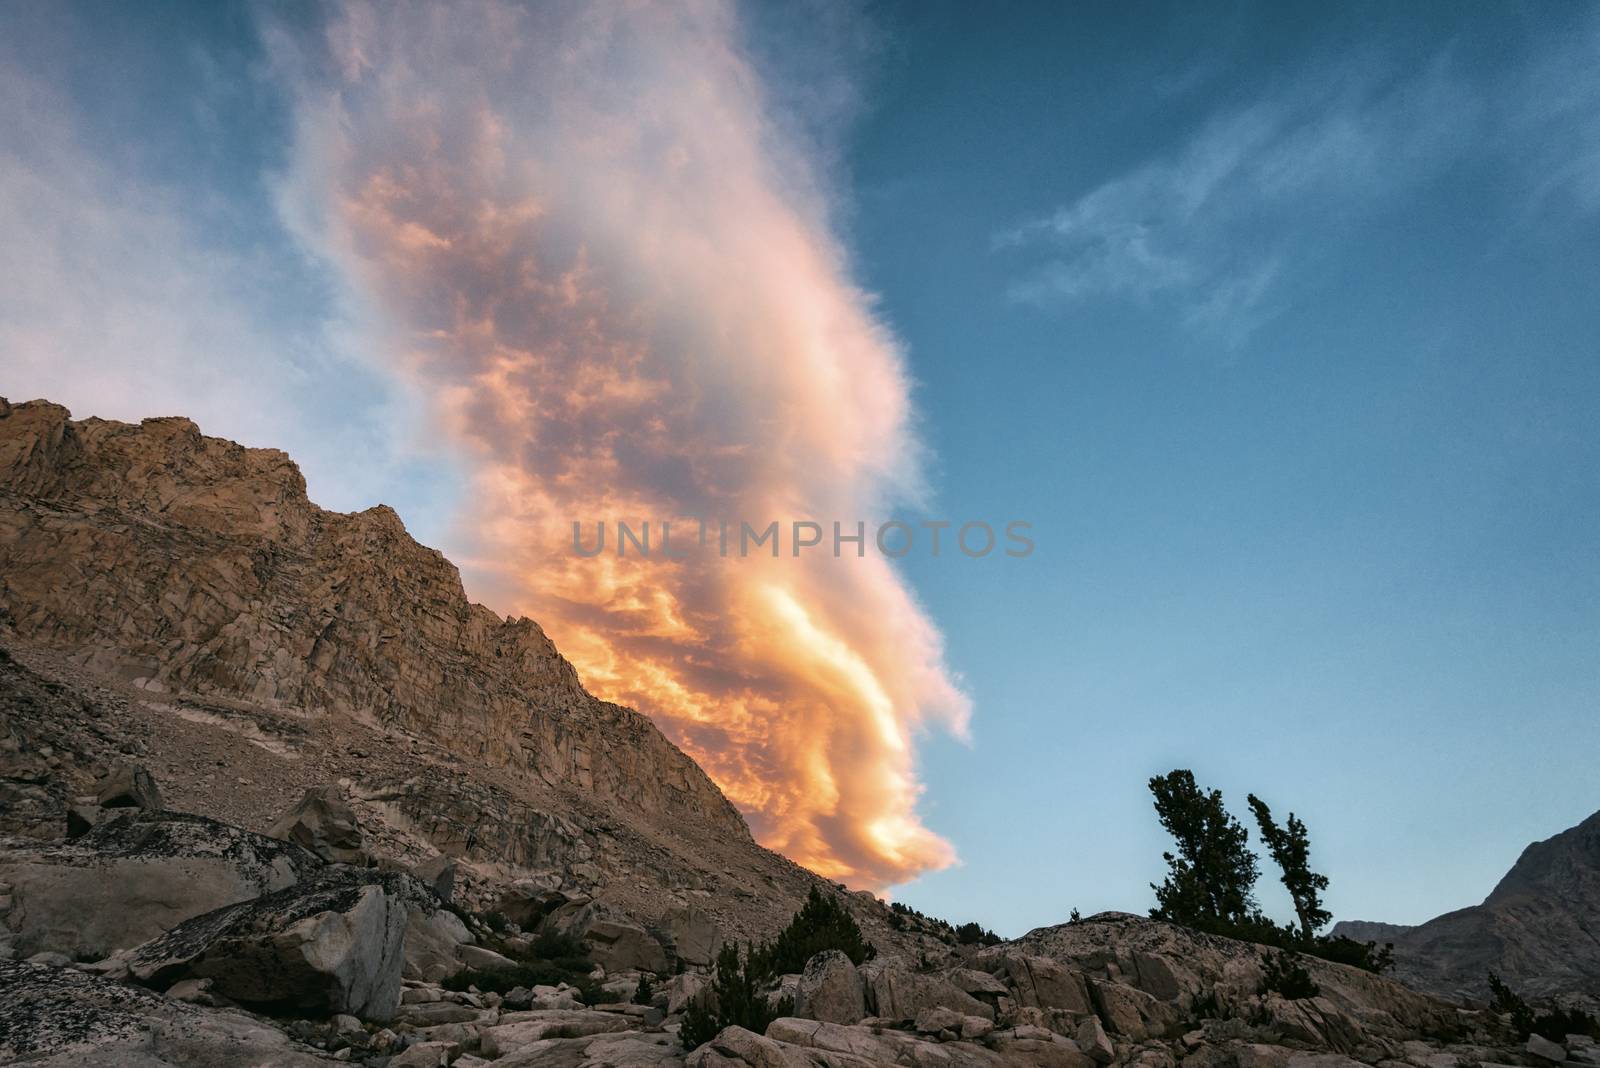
[[1333, 810, 1600, 1005]]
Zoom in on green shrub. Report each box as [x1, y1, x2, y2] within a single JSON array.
[[1490, 973, 1600, 1042], [1259, 950, 1319, 1000], [749, 887, 875, 980], [633, 974, 655, 1005], [679, 942, 791, 1051], [442, 928, 601, 1003]]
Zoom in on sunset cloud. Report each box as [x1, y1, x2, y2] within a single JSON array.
[[272, 1, 969, 887]]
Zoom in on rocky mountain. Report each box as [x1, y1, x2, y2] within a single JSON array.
[[1333, 810, 1600, 1006], [0, 396, 880, 945], [1, 394, 1589, 1067]]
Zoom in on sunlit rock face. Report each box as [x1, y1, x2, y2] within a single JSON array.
[[0, 399, 740, 830], [0, 398, 862, 945]]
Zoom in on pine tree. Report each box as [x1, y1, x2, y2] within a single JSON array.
[[1148, 770, 1260, 928], [1248, 794, 1331, 940]]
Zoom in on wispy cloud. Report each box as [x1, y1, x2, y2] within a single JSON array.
[[998, 55, 1479, 345]]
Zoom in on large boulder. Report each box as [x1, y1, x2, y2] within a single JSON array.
[[94, 762, 163, 810], [658, 904, 722, 967], [860, 960, 994, 1024], [0, 809, 320, 960], [128, 867, 411, 1021], [545, 900, 669, 974], [794, 950, 866, 1024], [0, 959, 334, 1066], [977, 951, 1095, 1015], [269, 784, 368, 865], [403, 904, 474, 983]]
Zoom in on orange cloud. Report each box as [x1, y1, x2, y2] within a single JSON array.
[[277, 0, 969, 888]]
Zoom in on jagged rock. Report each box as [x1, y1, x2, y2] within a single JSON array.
[[270, 785, 368, 865], [404, 905, 474, 982], [1010, 914, 1458, 1052], [128, 867, 411, 1021], [860, 960, 993, 1024], [490, 1029, 681, 1066], [667, 971, 713, 1015], [396, 1001, 480, 1026], [986, 1026, 1097, 1068], [548, 901, 669, 974], [659, 905, 722, 967], [65, 803, 104, 838], [414, 855, 457, 903], [0, 959, 335, 1065], [460, 943, 518, 971], [795, 950, 866, 1024], [95, 762, 162, 810], [977, 951, 1094, 1015], [491, 873, 571, 927], [0, 809, 319, 960], [1077, 1014, 1114, 1063], [949, 967, 1010, 998], [1528, 1035, 1568, 1063], [390, 1040, 462, 1066], [1088, 976, 1182, 1040], [767, 1016, 1010, 1065], [479, 1010, 636, 1057]]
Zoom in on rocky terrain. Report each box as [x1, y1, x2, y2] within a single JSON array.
[[1333, 812, 1600, 1008], [0, 396, 1591, 1066], [0, 397, 910, 947]]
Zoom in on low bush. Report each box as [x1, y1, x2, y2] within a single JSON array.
[[1259, 949, 1319, 1000], [680, 942, 791, 1051], [1489, 973, 1600, 1042], [749, 887, 875, 980]]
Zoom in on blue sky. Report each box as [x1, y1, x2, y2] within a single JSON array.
[[2, 2, 1596, 935]]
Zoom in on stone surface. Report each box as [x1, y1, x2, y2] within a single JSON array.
[[0, 398, 910, 954], [404, 905, 474, 983], [659, 905, 722, 967], [1528, 1035, 1568, 1063], [128, 867, 411, 1021], [0, 808, 319, 960], [269, 785, 368, 865], [795, 950, 866, 1025], [0, 959, 335, 1065], [95, 763, 163, 810], [860, 960, 993, 1024]]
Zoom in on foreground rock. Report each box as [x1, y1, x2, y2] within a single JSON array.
[[269, 784, 369, 865], [0, 808, 319, 960], [0, 959, 335, 1065], [128, 867, 412, 1021]]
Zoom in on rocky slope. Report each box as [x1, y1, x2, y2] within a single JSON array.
[[1333, 810, 1600, 1006], [0, 397, 905, 948]]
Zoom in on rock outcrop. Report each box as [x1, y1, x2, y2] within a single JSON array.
[[0, 808, 319, 961], [0, 398, 904, 950], [128, 866, 413, 1021], [0, 959, 336, 1066]]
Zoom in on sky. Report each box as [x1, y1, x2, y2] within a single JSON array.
[[1, 1, 1597, 936]]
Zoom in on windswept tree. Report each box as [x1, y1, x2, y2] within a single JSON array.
[[1148, 770, 1260, 928], [1247, 794, 1331, 940]]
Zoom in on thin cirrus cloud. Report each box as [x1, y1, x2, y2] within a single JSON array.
[[268, 1, 970, 888], [997, 55, 1480, 346]]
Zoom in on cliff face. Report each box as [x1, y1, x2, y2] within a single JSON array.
[[0, 397, 858, 942], [1333, 810, 1600, 1005], [0, 399, 738, 831]]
